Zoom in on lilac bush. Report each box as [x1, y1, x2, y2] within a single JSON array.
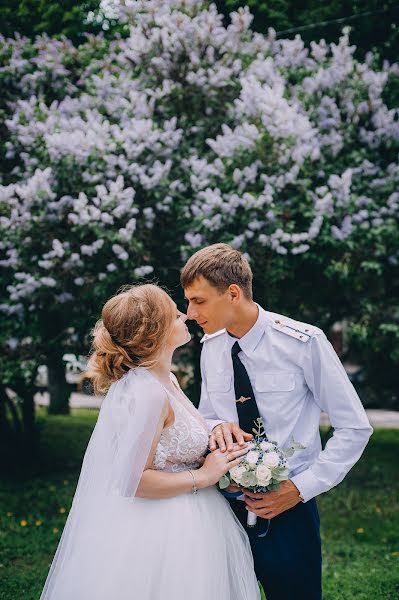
[[1, 0, 398, 413]]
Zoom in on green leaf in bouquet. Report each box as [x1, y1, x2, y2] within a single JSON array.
[[252, 417, 265, 438], [268, 481, 280, 491], [274, 468, 289, 482], [270, 465, 286, 477], [218, 474, 231, 489], [241, 471, 257, 488]]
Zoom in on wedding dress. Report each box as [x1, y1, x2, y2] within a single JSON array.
[[40, 368, 260, 599]]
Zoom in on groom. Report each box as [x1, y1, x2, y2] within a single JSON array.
[[181, 243, 373, 600]]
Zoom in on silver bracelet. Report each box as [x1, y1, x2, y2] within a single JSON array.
[[187, 469, 198, 495]]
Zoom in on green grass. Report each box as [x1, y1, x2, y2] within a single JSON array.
[[319, 428, 399, 599], [0, 409, 398, 599]]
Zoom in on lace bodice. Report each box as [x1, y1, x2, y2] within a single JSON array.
[[151, 375, 209, 473]]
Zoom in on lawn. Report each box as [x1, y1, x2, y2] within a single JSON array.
[[0, 409, 398, 600]]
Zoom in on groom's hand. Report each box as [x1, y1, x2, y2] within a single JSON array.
[[244, 480, 302, 519], [209, 422, 253, 452]]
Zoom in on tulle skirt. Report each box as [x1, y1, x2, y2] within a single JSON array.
[[40, 485, 260, 599]]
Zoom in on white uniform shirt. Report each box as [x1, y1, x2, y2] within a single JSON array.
[[199, 304, 373, 503]]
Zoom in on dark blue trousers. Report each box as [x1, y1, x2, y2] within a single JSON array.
[[228, 497, 322, 600]]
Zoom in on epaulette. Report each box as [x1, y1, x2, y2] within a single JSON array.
[[200, 328, 226, 344], [271, 318, 318, 343]]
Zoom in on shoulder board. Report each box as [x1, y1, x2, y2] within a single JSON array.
[[200, 328, 226, 344], [270, 318, 317, 343]]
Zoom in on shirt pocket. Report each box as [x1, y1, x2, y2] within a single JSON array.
[[207, 374, 233, 393], [254, 371, 296, 393]]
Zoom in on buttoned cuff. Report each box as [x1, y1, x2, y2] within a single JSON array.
[[290, 469, 327, 503]]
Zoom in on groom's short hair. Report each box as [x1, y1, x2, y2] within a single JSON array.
[[180, 243, 253, 300]]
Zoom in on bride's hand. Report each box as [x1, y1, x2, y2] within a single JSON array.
[[209, 422, 253, 452], [197, 444, 248, 488]]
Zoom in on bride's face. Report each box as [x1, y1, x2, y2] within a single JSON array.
[[167, 304, 191, 349]]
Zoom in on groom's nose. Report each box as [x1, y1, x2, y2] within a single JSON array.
[[186, 303, 197, 321]]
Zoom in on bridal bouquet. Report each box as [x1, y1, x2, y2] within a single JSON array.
[[218, 418, 305, 527]]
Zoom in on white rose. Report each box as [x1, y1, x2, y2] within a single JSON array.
[[256, 465, 272, 486], [262, 452, 280, 467], [260, 441, 275, 451], [229, 465, 246, 483], [245, 451, 260, 466]]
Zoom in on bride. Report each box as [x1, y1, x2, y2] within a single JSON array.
[[40, 283, 260, 599]]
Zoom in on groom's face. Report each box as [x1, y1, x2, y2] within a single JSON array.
[[184, 276, 232, 334]]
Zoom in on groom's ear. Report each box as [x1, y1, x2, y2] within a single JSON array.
[[228, 284, 242, 302]]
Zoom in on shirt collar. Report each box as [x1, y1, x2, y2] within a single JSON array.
[[226, 303, 266, 355]]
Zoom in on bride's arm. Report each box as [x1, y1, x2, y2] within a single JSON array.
[[135, 400, 247, 499], [135, 401, 209, 499], [136, 466, 209, 499]]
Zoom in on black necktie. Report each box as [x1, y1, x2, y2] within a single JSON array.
[[231, 341, 261, 434]]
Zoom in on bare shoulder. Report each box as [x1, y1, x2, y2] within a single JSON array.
[[140, 373, 169, 409]]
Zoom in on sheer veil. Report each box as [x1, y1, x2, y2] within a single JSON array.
[[40, 367, 166, 599]]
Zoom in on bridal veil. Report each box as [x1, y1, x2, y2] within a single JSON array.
[[40, 368, 165, 599]]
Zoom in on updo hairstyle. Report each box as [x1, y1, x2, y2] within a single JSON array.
[[87, 283, 175, 394]]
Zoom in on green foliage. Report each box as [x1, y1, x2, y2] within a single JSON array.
[[0, 4, 398, 418], [218, 474, 231, 489], [241, 470, 258, 487], [216, 0, 399, 62], [0, 0, 128, 43]]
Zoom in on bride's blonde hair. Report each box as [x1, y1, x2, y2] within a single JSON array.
[[87, 283, 175, 394]]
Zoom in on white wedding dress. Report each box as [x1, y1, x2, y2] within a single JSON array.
[[40, 369, 260, 600]]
